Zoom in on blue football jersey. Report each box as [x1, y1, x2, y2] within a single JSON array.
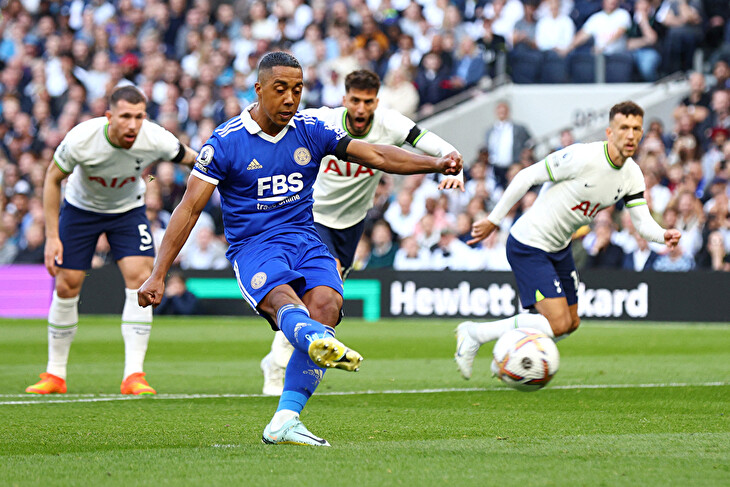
[[192, 106, 348, 249]]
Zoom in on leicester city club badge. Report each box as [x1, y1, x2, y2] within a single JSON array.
[[251, 272, 267, 289], [293, 147, 311, 166]]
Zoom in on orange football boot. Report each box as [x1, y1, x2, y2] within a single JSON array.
[[25, 373, 67, 394], [120, 372, 156, 395]]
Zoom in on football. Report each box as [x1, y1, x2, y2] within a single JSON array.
[[491, 328, 560, 392]]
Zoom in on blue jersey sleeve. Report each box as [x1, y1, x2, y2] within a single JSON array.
[[192, 134, 229, 184], [311, 118, 349, 158]]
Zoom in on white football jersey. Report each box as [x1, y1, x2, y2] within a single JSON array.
[[53, 117, 181, 214], [509, 142, 646, 252], [304, 106, 428, 229]]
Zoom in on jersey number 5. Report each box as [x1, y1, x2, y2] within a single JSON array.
[[138, 224, 153, 251]]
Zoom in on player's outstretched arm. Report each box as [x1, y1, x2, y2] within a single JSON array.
[[345, 139, 462, 176], [410, 130, 464, 191], [627, 201, 682, 248], [42, 163, 69, 276], [177, 144, 199, 167], [468, 161, 552, 246], [138, 175, 216, 307]]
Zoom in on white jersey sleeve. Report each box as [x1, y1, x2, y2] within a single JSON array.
[[53, 124, 86, 174], [142, 120, 183, 162]]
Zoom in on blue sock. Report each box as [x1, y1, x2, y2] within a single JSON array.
[[276, 310, 335, 415], [277, 304, 330, 353]]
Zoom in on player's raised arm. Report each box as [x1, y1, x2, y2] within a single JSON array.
[[42, 162, 70, 276], [468, 160, 552, 245], [343, 139, 462, 176], [138, 175, 216, 307]]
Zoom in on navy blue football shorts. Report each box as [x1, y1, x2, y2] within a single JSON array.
[[57, 202, 155, 270], [228, 231, 344, 330], [506, 234, 579, 309], [314, 219, 366, 278]]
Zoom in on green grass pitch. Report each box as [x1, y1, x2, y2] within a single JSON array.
[[1, 316, 728, 486]]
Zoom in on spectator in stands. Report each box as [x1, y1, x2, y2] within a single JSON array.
[[12, 221, 44, 264], [179, 226, 228, 271], [655, 0, 704, 74], [653, 241, 695, 270], [448, 36, 486, 93], [561, 0, 631, 58], [368, 219, 398, 269], [511, 0, 538, 53], [675, 72, 712, 125], [710, 60, 730, 93], [429, 226, 480, 270], [393, 235, 432, 270], [584, 215, 626, 269], [477, 229, 511, 270], [702, 127, 728, 180], [476, 18, 508, 79], [414, 51, 450, 114], [154, 270, 201, 315], [384, 189, 425, 239], [536, 0, 576, 55], [0, 227, 18, 264], [627, 0, 663, 81], [706, 88, 730, 131], [484, 101, 533, 188], [624, 233, 661, 271], [378, 68, 420, 120]]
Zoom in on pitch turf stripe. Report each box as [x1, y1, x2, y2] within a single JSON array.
[[1, 382, 728, 405]]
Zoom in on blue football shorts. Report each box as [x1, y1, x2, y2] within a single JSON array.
[[314, 219, 366, 278], [57, 202, 155, 270], [506, 234, 579, 309], [228, 231, 344, 330]]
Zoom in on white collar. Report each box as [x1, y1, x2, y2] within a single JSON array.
[[240, 103, 297, 135]]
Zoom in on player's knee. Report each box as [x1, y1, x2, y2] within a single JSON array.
[[306, 294, 342, 327], [55, 278, 83, 298], [570, 316, 581, 333], [549, 314, 573, 337]]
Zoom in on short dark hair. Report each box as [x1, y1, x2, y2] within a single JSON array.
[[610, 101, 644, 120], [345, 69, 380, 93], [109, 85, 146, 107], [257, 51, 301, 81]]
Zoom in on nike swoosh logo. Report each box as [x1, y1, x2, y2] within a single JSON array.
[[139, 245, 153, 251], [296, 433, 327, 445]]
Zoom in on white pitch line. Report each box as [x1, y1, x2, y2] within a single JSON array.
[[1, 381, 728, 406]]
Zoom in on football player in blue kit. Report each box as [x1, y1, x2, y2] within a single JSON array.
[[138, 52, 462, 446]]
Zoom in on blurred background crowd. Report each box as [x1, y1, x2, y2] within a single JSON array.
[[0, 0, 729, 274]]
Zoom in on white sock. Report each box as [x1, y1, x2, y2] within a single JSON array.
[[271, 330, 295, 369], [467, 313, 555, 345], [47, 291, 79, 379], [270, 409, 299, 430], [121, 288, 152, 380]]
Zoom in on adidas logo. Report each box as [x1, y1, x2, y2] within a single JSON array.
[[247, 159, 263, 170]]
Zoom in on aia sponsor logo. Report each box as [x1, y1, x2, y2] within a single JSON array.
[[88, 176, 136, 188]]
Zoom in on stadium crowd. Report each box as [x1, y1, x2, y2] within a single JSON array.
[[0, 0, 729, 273]]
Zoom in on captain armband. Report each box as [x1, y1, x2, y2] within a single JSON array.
[[623, 191, 646, 208], [171, 143, 186, 163]]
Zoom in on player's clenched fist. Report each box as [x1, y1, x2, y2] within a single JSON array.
[[138, 277, 165, 307], [439, 151, 462, 175]]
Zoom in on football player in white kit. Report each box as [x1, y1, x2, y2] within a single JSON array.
[[260, 69, 464, 395], [454, 101, 682, 379], [26, 86, 198, 395]]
